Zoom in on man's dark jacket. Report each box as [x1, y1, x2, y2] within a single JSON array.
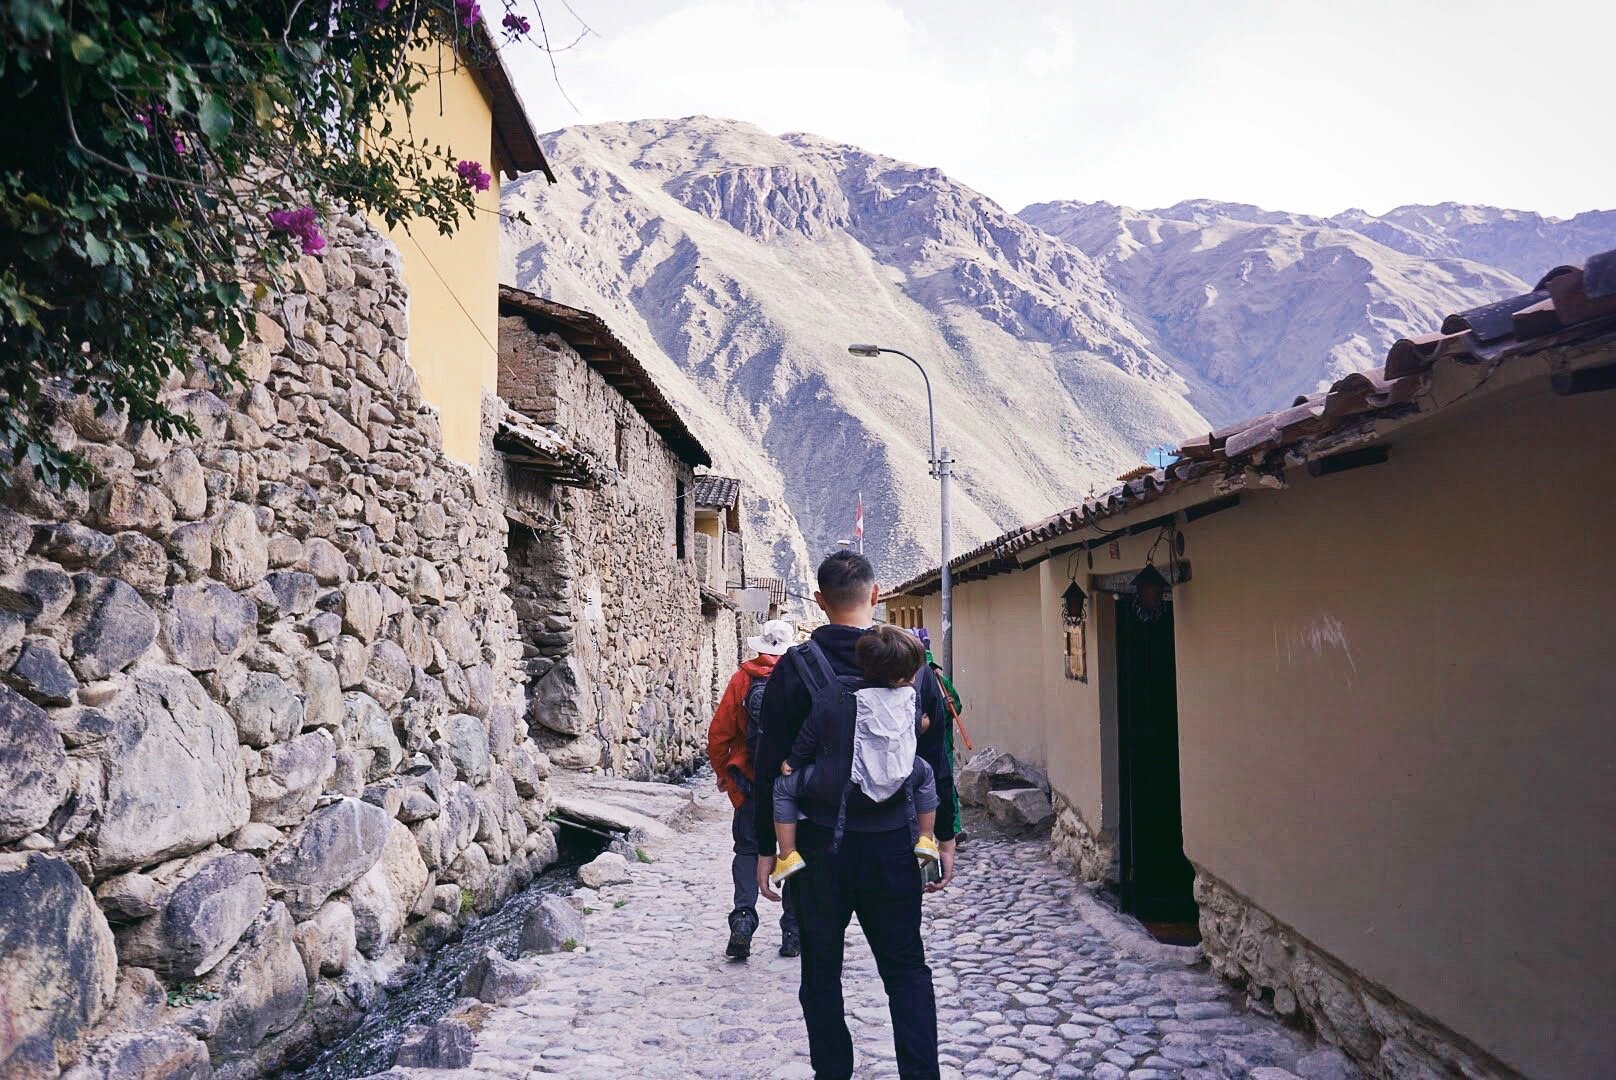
[[752, 624, 956, 854]]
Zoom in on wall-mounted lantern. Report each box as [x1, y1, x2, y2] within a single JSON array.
[[1131, 562, 1170, 622], [1061, 579, 1088, 626]]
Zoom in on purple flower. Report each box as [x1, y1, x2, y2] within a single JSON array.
[[454, 0, 481, 27], [133, 102, 165, 134], [267, 206, 326, 256], [456, 159, 492, 193], [171, 133, 189, 156], [502, 12, 530, 34], [375, 0, 392, 8]]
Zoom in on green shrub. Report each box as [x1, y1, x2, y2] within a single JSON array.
[[0, 1, 564, 489]]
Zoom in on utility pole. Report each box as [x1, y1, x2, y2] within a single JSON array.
[[936, 449, 953, 676], [847, 344, 954, 677]]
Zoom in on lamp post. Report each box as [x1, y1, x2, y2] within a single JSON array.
[[847, 344, 954, 677]]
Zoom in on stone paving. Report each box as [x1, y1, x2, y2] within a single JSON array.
[[400, 785, 1358, 1080]]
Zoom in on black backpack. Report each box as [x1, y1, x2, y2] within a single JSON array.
[[788, 641, 867, 816], [742, 673, 770, 769]]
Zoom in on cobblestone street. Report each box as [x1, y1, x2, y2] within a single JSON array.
[[405, 785, 1357, 1080]]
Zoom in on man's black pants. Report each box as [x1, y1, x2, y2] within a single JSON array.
[[789, 820, 939, 1080]]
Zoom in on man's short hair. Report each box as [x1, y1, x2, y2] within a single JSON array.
[[816, 550, 876, 608], [856, 625, 926, 687]]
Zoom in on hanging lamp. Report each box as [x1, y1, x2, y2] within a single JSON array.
[[1131, 562, 1170, 622]]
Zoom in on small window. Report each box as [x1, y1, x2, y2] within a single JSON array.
[[615, 422, 628, 471], [1064, 623, 1088, 682], [675, 479, 687, 559]]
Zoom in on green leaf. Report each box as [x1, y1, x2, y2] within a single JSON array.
[[83, 234, 112, 266], [69, 34, 105, 64], [199, 94, 233, 140], [248, 86, 274, 126]]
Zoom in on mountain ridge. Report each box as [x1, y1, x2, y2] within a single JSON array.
[[502, 115, 1615, 585]]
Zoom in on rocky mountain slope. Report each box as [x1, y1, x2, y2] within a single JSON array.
[[1328, 204, 1616, 284], [1020, 200, 1590, 420], [502, 118, 1205, 585], [503, 117, 1614, 584]]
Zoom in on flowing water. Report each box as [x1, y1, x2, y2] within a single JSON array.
[[283, 825, 609, 1080]]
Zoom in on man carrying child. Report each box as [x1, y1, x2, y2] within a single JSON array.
[[752, 551, 955, 1080], [768, 625, 942, 883]]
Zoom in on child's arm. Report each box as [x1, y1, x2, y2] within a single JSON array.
[[785, 710, 823, 769]]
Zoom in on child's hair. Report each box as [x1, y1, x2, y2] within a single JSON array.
[[856, 624, 927, 687]]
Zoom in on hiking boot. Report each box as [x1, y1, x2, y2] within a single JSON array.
[[779, 925, 801, 958], [726, 907, 759, 960]]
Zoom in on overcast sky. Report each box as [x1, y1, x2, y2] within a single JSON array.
[[505, 0, 1612, 219]]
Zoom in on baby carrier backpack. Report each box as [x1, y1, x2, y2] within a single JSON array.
[[850, 686, 920, 802], [790, 640, 919, 850]]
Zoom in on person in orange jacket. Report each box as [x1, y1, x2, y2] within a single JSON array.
[[708, 618, 799, 960]]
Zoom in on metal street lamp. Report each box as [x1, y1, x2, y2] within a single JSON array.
[[847, 343, 954, 677]]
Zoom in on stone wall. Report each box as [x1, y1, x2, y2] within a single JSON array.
[[709, 606, 741, 707], [496, 320, 715, 779], [1195, 870, 1523, 1079], [1049, 791, 1117, 884], [0, 216, 557, 1079]]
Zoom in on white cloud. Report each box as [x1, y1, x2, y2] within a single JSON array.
[[507, 0, 1616, 217]]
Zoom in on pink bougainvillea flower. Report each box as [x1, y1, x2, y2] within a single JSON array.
[[267, 207, 326, 256], [171, 134, 189, 155], [454, 0, 481, 27], [456, 159, 492, 193], [375, 0, 392, 8], [502, 12, 530, 34]]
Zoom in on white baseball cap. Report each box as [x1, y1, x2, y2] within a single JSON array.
[[747, 619, 795, 656]]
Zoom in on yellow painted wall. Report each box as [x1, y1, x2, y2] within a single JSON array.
[[378, 58, 500, 466], [937, 568, 1047, 768]]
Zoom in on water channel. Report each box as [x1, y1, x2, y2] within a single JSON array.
[[282, 824, 609, 1080]]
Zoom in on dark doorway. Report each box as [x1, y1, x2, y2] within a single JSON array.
[[1114, 593, 1197, 924]]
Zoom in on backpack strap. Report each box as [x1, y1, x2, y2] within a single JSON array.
[[790, 640, 843, 705]]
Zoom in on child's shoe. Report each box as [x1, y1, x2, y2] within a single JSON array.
[[914, 835, 940, 864], [770, 850, 807, 887]]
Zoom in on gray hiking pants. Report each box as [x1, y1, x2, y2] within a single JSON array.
[[732, 797, 798, 929]]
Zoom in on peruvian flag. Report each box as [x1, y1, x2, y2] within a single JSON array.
[[854, 492, 864, 545]]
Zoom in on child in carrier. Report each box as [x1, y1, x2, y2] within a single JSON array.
[[769, 625, 940, 887]]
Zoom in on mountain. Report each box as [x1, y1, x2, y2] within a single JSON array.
[[1328, 204, 1616, 284], [502, 118, 1206, 586], [503, 116, 1615, 585], [1020, 200, 1518, 418]]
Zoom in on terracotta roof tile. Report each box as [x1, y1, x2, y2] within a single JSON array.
[[692, 474, 741, 509]]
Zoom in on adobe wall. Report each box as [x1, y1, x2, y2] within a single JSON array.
[[497, 319, 715, 779], [0, 216, 557, 1079], [1173, 371, 1615, 1079], [900, 350, 1614, 1077]]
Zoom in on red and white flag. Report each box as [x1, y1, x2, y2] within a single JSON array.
[[854, 492, 864, 547]]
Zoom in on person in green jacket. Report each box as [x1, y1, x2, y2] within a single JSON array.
[[914, 627, 964, 842]]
